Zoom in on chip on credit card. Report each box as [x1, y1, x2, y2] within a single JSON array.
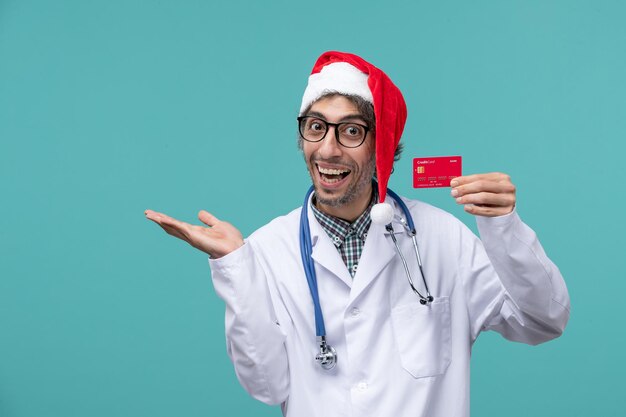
[[413, 156, 462, 188]]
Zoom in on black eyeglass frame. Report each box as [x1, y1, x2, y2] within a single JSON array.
[[297, 116, 370, 148]]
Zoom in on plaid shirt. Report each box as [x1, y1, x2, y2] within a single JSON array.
[[311, 190, 377, 278]]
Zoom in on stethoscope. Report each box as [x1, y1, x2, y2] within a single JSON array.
[[300, 185, 434, 371]]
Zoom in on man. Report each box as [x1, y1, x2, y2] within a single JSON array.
[[145, 51, 569, 417]]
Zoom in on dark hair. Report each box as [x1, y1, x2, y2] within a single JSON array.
[[297, 92, 404, 162]]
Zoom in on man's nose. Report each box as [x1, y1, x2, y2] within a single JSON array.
[[318, 127, 342, 158]]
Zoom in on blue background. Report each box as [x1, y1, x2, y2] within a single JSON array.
[[1, 0, 624, 415]]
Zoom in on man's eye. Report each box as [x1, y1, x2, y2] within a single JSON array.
[[307, 121, 325, 131], [342, 125, 363, 136]]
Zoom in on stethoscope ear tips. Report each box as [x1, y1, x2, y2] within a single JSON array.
[[427, 295, 434, 302]]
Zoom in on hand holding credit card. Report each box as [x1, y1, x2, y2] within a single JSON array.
[[413, 156, 462, 188]]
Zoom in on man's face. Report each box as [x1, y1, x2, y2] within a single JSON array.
[[302, 95, 376, 211]]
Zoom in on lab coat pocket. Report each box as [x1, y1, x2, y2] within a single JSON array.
[[391, 296, 451, 378]]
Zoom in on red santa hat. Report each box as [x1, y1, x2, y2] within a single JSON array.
[[300, 51, 407, 225]]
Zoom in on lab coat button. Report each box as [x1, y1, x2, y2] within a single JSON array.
[[350, 307, 361, 317], [357, 381, 368, 391]]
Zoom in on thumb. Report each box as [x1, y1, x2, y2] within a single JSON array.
[[198, 210, 220, 227]]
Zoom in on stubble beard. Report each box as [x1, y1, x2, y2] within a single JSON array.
[[310, 155, 376, 208]]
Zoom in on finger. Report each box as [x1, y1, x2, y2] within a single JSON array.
[[464, 204, 514, 217], [455, 192, 516, 207], [145, 209, 176, 223], [146, 212, 163, 225], [146, 210, 193, 235], [198, 210, 220, 227], [159, 223, 189, 241], [450, 174, 485, 187], [145, 210, 189, 238], [450, 172, 511, 187], [452, 180, 515, 198], [152, 212, 183, 227], [144, 209, 162, 221]]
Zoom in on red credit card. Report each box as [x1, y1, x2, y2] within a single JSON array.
[[413, 156, 462, 188]]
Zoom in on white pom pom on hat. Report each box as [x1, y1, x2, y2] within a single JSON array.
[[301, 51, 407, 225], [370, 202, 395, 225]]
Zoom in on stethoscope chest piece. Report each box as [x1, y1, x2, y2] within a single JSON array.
[[315, 337, 337, 370]]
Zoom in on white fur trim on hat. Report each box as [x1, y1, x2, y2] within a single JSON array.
[[299, 62, 373, 114]]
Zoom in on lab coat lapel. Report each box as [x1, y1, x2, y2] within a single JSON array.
[[308, 203, 353, 289], [349, 215, 397, 303]]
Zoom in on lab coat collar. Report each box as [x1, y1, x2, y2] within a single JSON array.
[[308, 193, 354, 288], [307, 192, 401, 293], [349, 195, 399, 303]]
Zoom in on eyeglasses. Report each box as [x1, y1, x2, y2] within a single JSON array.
[[297, 116, 370, 148]]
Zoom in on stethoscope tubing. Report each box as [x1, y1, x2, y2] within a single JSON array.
[[300, 185, 326, 338], [384, 187, 433, 303], [385, 187, 416, 231]]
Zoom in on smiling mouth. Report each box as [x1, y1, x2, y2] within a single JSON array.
[[316, 164, 351, 184]]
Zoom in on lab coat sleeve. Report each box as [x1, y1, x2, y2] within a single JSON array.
[[209, 241, 290, 405], [463, 209, 570, 344]]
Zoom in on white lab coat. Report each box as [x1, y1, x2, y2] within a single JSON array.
[[208, 194, 570, 417]]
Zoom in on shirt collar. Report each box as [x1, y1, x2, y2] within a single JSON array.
[[310, 188, 377, 246]]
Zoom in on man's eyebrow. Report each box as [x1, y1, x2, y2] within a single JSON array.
[[305, 111, 368, 124]]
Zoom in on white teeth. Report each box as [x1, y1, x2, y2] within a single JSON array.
[[318, 166, 349, 175]]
